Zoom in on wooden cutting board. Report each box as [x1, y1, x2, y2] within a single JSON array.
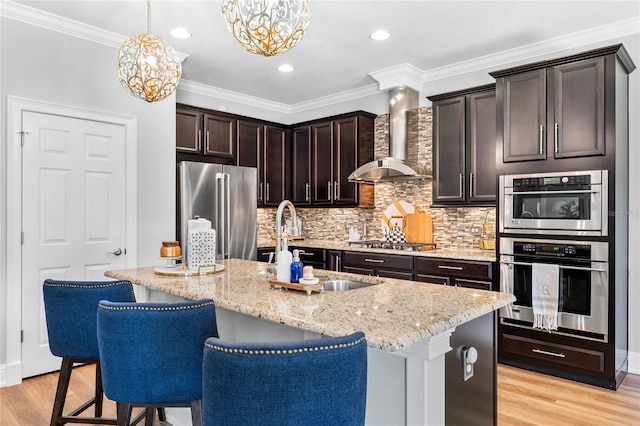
[[403, 207, 433, 243]]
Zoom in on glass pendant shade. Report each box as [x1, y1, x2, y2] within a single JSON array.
[[222, 0, 310, 57]]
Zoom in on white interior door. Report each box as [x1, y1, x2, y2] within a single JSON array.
[[21, 111, 127, 378]]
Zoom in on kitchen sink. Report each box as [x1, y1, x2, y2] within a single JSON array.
[[322, 279, 377, 291]]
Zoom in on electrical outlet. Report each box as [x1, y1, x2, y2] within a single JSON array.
[[470, 226, 482, 234]]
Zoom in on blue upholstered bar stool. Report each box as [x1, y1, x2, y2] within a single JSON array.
[[202, 331, 368, 426], [42, 279, 137, 426], [97, 299, 218, 426]]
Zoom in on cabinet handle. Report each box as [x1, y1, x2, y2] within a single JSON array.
[[469, 173, 474, 198], [459, 174, 464, 198], [205, 130, 210, 152], [364, 258, 385, 263], [258, 183, 263, 202], [265, 183, 270, 201], [305, 183, 310, 202], [299, 252, 314, 257], [327, 181, 332, 201], [532, 348, 566, 358], [335, 256, 341, 271], [438, 265, 463, 271], [196, 130, 202, 151], [539, 125, 544, 155], [554, 123, 559, 153], [334, 181, 339, 200]]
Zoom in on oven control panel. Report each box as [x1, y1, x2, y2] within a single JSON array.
[[512, 174, 591, 190], [514, 242, 590, 259]]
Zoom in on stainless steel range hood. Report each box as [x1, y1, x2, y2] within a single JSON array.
[[348, 87, 432, 183]]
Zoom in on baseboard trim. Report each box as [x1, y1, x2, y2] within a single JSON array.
[[0, 361, 23, 388], [628, 350, 640, 375]]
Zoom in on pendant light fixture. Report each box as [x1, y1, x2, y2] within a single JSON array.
[[222, 0, 310, 57], [116, 0, 182, 102]]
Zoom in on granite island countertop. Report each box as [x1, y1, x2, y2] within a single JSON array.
[[257, 239, 497, 262], [105, 259, 513, 351]]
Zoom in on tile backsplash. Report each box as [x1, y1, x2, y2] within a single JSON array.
[[258, 107, 496, 250]]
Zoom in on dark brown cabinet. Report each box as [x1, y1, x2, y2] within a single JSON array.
[[414, 257, 494, 291], [292, 126, 312, 205], [237, 119, 264, 202], [343, 251, 413, 280], [326, 250, 342, 272], [290, 246, 325, 270], [177, 106, 375, 208], [263, 126, 289, 206], [429, 85, 496, 205], [296, 112, 375, 208], [236, 121, 288, 206], [495, 56, 605, 163], [176, 104, 236, 164]]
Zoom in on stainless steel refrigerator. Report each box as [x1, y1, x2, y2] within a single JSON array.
[[177, 161, 257, 262]]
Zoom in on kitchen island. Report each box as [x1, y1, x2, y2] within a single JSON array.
[[105, 259, 513, 425]]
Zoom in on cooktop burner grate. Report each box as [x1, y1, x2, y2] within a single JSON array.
[[350, 240, 437, 251]]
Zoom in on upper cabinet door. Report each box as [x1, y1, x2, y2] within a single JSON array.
[[468, 90, 497, 202], [502, 69, 546, 162], [263, 125, 288, 206], [176, 108, 201, 153], [237, 119, 264, 204], [433, 96, 466, 203], [552, 57, 605, 158], [292, 126, 312, 205], [203, 113, 236, 160], [333, 116, 358, 205], [311, 121, 333, 205]]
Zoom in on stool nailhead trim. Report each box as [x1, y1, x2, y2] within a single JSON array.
[[204, 336, 366, 356], [44, 280, 135, 300], [98, 301, 215, 311]]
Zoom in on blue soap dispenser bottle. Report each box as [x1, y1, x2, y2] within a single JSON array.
[[290, 249, 304, 283]]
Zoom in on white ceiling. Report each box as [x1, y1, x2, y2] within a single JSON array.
[[9, 1, 640, 106]]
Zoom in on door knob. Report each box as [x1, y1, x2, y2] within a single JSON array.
[[108, 248, 123, 256]]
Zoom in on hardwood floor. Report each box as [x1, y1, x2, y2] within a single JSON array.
[[0, 364, 166, 425], [498, 365, 640, 425], [1, 363, 639, 425]]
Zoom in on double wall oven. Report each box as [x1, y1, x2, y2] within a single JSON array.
[[499, 237, 609, 340], [498, 170, 610, 341]]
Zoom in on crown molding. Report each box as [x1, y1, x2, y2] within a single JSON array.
[[419, 16, 640, 87], [369, 63, 423, 92], [0, 0, 189, 62], [3, 0, 637, 114], [289, 84, 381, 114], [178, 80, 292, 114]]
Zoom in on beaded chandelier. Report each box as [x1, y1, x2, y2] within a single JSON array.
[[116, 0, 182, 102], [222, 0, 311, 57]]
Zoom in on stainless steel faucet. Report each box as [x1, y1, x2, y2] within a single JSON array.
[[362, 222, 368, 241], [275, 200, 298, 255]]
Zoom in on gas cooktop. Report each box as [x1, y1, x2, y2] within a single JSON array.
[[349, 240, 437, 252]]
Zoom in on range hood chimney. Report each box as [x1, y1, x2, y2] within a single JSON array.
[[348, 87, 432, 183]]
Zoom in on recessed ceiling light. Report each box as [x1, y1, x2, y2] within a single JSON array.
[[370, 30, 390, 41], [278, 64, 295, 72], [170, 28, 192, 39]]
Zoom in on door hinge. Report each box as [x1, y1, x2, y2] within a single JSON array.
[[21, 231, 24, 245], [17, 131, 29, 147], [21, 330, 24, 343]]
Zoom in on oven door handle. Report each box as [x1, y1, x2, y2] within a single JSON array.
[[499, 260, 606, 273], [505, 189, 598, 195]]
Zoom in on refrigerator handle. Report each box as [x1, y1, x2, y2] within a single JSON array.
[[216, 172, 231, 260]]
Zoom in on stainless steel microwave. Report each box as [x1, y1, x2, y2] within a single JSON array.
[[499, 170, 608, 236]]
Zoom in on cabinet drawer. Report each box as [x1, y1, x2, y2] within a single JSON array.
[[454, 278, 492, 291], [343, 252, 413, 272], [415, 258, 492, 280], [414, 274, 451, 286], [502, 333, 604, 373], [291, 247, 325, 263]]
